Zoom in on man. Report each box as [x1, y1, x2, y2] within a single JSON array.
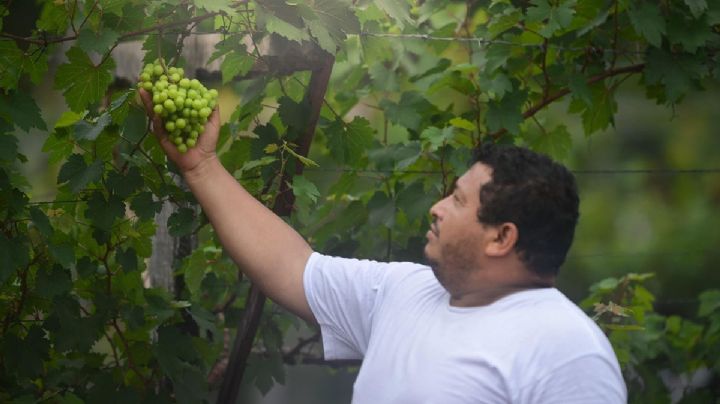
[[140, 90, 627, 403]]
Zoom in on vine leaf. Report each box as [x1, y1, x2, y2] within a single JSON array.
[[193, 0, 235, 13], [221, 52, 254, 84], [374, 0, 413, 29], [54, 47, 116, 112], [30, 207, 54, 238], [130, 192, 162, 221], [57, 154, 103, 194], [684, 0, 708, 19], [98, 0, 126, 16], [0, 134, 18, 161], [77, 27, 120, 55], [486, 90, 526, 135], [666, 13, 714, 53], [85, 191, 125, 232], [628, 2, 666, 48], [168, 207, 198, 237], [644, 48, 708, 103], [0, 91, 47, 132], [291, 175, 320, 204], [325, 116, 374, 167], [526, 0, 575, 38], [74, 112, 112, 141], [527, 124, 572, 161], [303, 0, 360, 53]]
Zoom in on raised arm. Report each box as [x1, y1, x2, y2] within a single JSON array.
[[139, 89, 316, 324]]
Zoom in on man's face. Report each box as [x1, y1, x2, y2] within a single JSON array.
[[424, 163, 493, 293]]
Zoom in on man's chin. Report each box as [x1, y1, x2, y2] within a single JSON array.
[[423, 247, 438, 269]]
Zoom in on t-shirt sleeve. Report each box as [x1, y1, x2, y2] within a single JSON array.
[[303, 252, 393, 360], [518, 353, 628, 403]]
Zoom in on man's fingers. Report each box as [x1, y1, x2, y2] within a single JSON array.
[[138, 88, 168, 138], [138, 88, 154, 115]]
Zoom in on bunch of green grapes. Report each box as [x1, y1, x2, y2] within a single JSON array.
[[138, 59, 218, 153]]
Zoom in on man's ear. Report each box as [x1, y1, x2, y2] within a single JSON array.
[[485, 223, 518, 257]]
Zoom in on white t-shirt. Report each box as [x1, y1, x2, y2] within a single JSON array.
[[303, 253, 627, 404]]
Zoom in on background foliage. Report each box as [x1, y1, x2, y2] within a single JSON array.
[[1, 0, 719, 402]]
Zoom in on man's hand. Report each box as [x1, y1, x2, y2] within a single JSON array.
[[138, 88, 220, 176]]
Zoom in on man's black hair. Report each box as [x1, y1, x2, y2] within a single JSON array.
[[472, 143, 579, 277]]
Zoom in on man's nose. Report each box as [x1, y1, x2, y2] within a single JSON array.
[[429, 198, 443, 220]]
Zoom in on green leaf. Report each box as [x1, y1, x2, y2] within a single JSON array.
[[2, 326, 50, 378], [420, 126, 455, 151], [168, 207, 198, 237], [48, 242, 75, 268], [367, 191, 395, 228], [644, 48, 708, 103], [375, 0, 413, 29], [57, 154, 104, 193], [55, 110, 86, 128], [0, 91, 47, 132], [0, 234, 17, 283], [291, 175, 320, 204], [478, 73, 513, 100], [304, 0, 360, 53], [99, 0, 125, 16], [194, 0, 235, 13], [85, 191, 125, 232], [257, 2, 310, 44], [379, 92, 435, 132], [109, 90, 132, 124], [666, 13, 714, 53], [130, 192, 161, 221], [30, 207, 53, 237], [527, 124, 572, 161], [684, 0, 708, 19], [567, 73, 592, 105], [36, 264, 73, 298], [116, 247, 138, 272], [77, 27, 120, 55], [0, 41, 24, 90], [484, 44, 512, 74], [74, 112, 111, 141], [325, 116, 375, 167], [45, 296, 101, 352], [526, 0, 575, 38], [698, 290, 720, 317], [121, 106, 148, 144], [220, 51, 254, 84], [0, 134, 18, 161], [486, 90, 526, 135], [396, 181, 434, 223], [580, 85, 616, 135], [628, 2, 666, 48], [54, 47, 116, 112], [37, 1, 70, 34], [42, 129, 75, 165], [183, 250, 208, 297], [107, 166, 143, 198], [278, 96, 310, 134]]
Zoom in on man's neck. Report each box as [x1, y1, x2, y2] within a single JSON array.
[[449, 278, 554, 307]]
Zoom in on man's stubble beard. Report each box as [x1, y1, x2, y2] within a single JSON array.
[[424, 237, 479, 295]]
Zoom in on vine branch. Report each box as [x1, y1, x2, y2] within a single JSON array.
[[488, 63, 646, 139]]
